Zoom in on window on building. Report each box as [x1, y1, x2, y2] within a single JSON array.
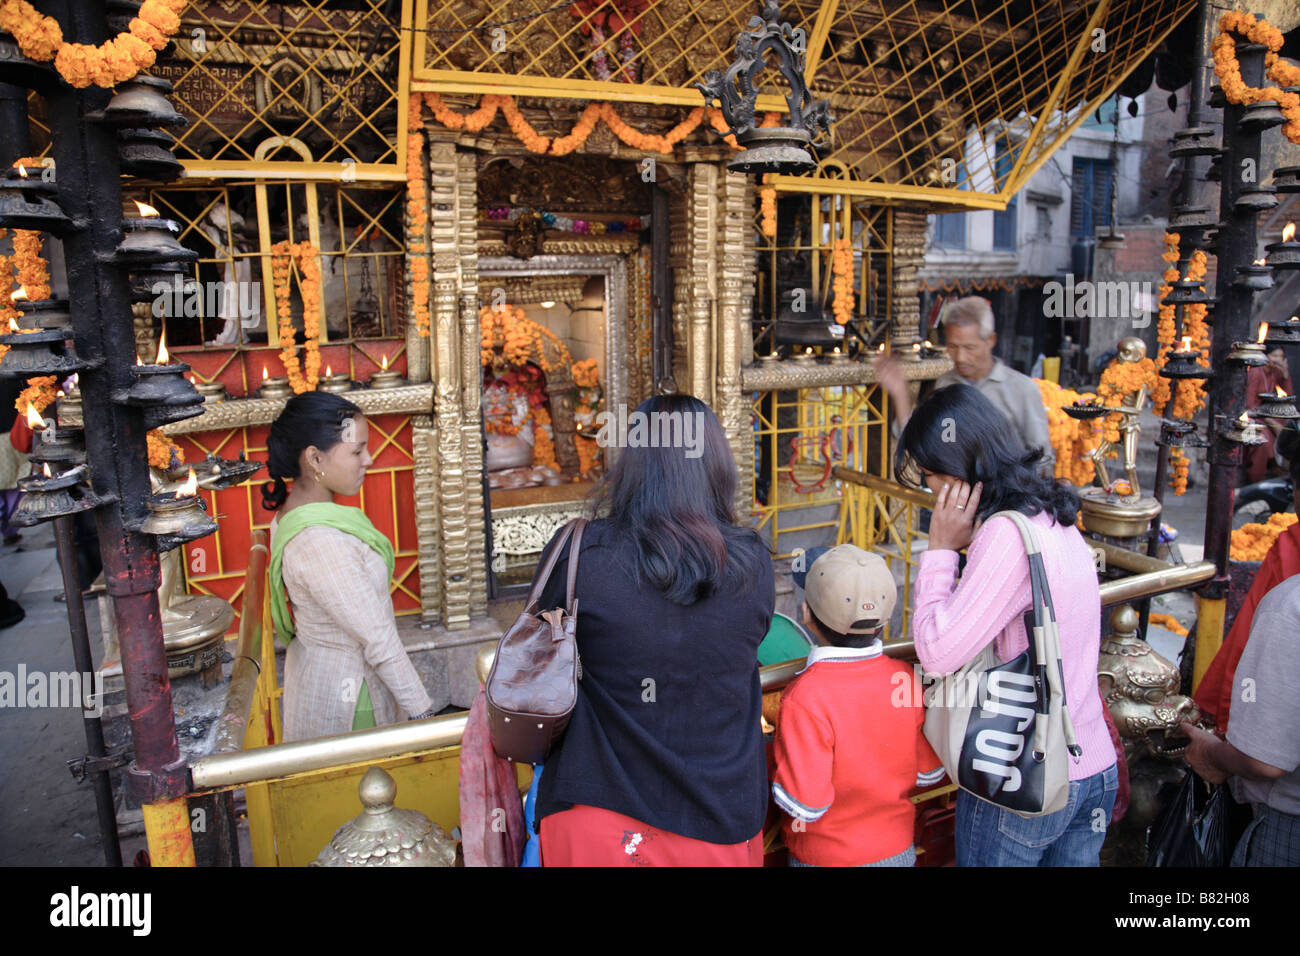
[[1070, 157, 1114, 239], [992, 134, 1020, 250], [933, 161, 968, 248]]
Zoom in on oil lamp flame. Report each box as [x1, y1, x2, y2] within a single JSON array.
[[155, 331, 169, 364], [16, 164, 27, 179], [1285, 222, 1296, 243], [1238, 411, 1251, 426], [25, 404, 45, 429], [55, 389, 63, 398], [325, 364, 333, 377], [134, 200, 160, 218], [11, 286, 26, 303], [380, 355, 389, 371], [7, 318, 17, 332], [1181, 336, 1192, 351], [1258, 323, 1269, 344], [177, 469, 197, 497], [71, 373, 78, 387], [42, 463, 51, 478], [1253, 258, 1266, 267], [1279, 386, 1289, 398], [262, 366, 269, 381], [877, 344, 885, 352]]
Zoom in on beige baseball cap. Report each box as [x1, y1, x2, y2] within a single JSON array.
[[802, 544, 896, 635]]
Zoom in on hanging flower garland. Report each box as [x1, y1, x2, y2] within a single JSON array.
[[760, 173, 776, 238], [479, 305, 573, 375], [1149, 612, 1189, 637], [1036, 378, 1101, 487], [421, 92, 774, 156], [1212, 11, 1300, 144], [14, 374, 56, 418], [146, 429, 184, 470], [1151, 231, 1181, 415], [830, 237, 854, 326], [270, 241, 323, 394], [0, 0, 189, 90], [1151, 231, 1209, 495], [405, 95, 431, 340]]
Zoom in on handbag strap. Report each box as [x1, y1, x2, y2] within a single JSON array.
[[992, 510, 1083, 759], [523, 517, 587, 614]]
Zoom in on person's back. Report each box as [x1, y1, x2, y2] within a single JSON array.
[[534, 517, 773, 843]]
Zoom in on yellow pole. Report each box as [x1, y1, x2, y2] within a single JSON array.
[[1192, 595, 1226, 694], [1042, 356, 1060, 383], [142, 798, 196, 867]]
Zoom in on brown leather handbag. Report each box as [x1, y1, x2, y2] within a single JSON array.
[[485, 518, 586, 764]]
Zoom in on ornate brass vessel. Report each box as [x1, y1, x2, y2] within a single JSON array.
[[311, 767, 457, 867]]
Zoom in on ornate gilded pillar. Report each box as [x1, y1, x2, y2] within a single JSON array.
[[428, 137, 471, 629], [890, 208, 927, 353], [672, 163, 718, 405], [716, 168, 754, 518], [456, 147, 487, 618]]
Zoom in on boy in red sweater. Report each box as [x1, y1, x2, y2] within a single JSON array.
[[772, 545, 944, 866]]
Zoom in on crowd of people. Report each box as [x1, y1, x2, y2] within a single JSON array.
[[259, 296, 1297, 867]]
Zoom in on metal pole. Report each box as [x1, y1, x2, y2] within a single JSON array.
[[53, 515, 122, 866], [45, 0, 193, 863], [1202, 42, 1266, 593]]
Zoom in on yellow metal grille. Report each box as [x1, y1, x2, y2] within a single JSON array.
[[839, 475, 931, 641], [155, 1, 409, 172]]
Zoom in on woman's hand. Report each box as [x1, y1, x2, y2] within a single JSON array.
[[927, 480, 982, 552]]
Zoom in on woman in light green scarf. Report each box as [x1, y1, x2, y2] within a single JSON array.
[[264, 392, 434, 741]]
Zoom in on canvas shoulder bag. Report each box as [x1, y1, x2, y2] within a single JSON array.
[[486, 518, 586, 765], [921, 510, 1083, 817]]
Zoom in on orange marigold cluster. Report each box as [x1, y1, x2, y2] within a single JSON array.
[[1149, 612, 1189, 637], [530, 405, 558, 473], [1036, 378, 1101, 486], [11, 229, 50, 302], [270, 241, 323, 394], [1230, 512, 1298, 562], [1168, 447, 1190, 496], [1151, 231, 1181, 415], [572, 358, 600, 389], [1213, 11, 1300, 144], [1097, 357, 1158, 445], [146, 429, 184, 471], [480, 305, 572, 375], [14, 375, 56, 419], [406, 95, 431, 339], [759, 174, 776, 238]]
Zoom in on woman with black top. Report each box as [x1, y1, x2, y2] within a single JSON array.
[[532, 393, 773, 866]]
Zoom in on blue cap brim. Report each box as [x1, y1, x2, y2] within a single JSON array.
[[790, 546, 831, 590]]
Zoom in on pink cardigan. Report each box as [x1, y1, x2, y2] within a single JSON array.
[[911, 510, 1116, 782]]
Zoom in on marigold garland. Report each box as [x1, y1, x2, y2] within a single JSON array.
[[1151, 231, 1209, 494], [405, 95, 431, 340], [479, 305, 573, 375], [270, 241, 323, 393], [1212, 11, 1300, 144], [146, 429, 184, 470], [1230, 512, 1298, 562], [530, 404, 558, 473], [0, 0, 188, 90], [1097, 356, 1158, 447], [421, 92, 774, 156], [572, 358, 600, 389], [760, 174, 777, 238], [11, 228, 50, 302], [830, 237, 854, 326], [1149, 612, 1189, 637]]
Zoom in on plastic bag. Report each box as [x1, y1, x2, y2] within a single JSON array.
[[1146, 770, 1226, 867]]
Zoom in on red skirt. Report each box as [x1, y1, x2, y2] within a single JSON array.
[[540, 804, 764, 867]]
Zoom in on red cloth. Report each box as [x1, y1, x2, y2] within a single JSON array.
[[9, 416, 31, 454], [1195, 524, 1300, 732], [571, 0, 650, 36], [1101, 698, 1129, 823], [541, 804, 763, 866], [457, 688, 526, 867]]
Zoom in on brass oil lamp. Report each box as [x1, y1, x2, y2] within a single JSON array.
[[1227, 323, 1271, 366], [0, 325, 91, 378], [139, 467, 217, 553], [258, 365, 292, 399], [1168, 128, 1219, 158], [115, 200, 199, 267], [28, 405, 86, 473], [368, 353, 403, 389], [1232, 258, 1273, 292], [12, 292, 72, 331], [113, 332, 204, 429], [1253, 386, 1299, 421], [118, 128, 183, 182], [190, 374, 226, 403], [1263, 317, 1300, 347], [92, 73, 187, 129], [1161, 338, 1210, 380], [319, 364, 352, 393], [1220, 411, 1266, 445], [0, 163, 71, 234], [1157, 418, 1206, 449], [1234, 185, 1278, 214], [129, 263, 197, 305]]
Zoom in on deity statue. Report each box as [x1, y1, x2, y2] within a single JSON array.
[[1090, 336, 1149, 503]]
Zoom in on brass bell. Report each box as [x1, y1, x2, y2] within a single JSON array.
[[312, 766, 457, 867]]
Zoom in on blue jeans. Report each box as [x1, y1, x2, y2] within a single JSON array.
[[956, 763, 1118, 867]]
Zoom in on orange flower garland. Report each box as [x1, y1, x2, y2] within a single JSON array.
[[11, 228, 50, 302], [830, 237, 854, 326], [406, 95, 431, 339], [270, 241, 323, 393], [1212, 11, 1300, 144], [480, 305, 573, 374], [1230, 512, 1298, 562], [1151, 230, 1209, 494], [1168, 447, 1190, 496], [760, 174, 777, 238], [1149, 612, 1189, 637], [0, 0, 188, 90], [421, 92, 774, 156], [530, 405, 558, 473], [1036, 378, 1101, 486], [1151, 231, 1181, 415], [146, 429, 184, 470], [572, 358, 600, 389]]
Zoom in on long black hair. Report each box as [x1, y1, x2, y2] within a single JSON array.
[[895, 383, 1079, 526], [262, 391, 363, 511], [592, 393, 768, 605]]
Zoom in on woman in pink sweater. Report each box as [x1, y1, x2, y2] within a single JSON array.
[[898, 384, 1116, 866]]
